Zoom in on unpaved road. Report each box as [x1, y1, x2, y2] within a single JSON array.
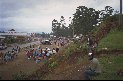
[[0, 41, 60, 80]]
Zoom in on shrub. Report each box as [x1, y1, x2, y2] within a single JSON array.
[[12, 71, 28, 80]]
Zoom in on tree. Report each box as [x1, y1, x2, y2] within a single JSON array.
[[60, 16, 70, 37], [100, 6, 114, 21], [52, 16, 72, 37], [72, 6, 100, 35], [52, 19, 61, 37]]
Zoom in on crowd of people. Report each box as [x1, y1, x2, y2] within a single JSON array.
[[0, 36, 102, 80], [25, 45, 60, 63], [53, 38, 70, 47], [0, 46, 21, 64], [0, 38, 71, 65], [24, 38, 71, 63]]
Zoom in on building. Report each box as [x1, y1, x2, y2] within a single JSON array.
[[0, 29, 31, 36]]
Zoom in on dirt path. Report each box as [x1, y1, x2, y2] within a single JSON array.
[[0, 43, 59, 80]]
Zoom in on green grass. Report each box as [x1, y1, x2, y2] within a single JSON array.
[[95, 54, 123, 80], [98, 29, 123, 51], [94, 27, 123, 80]]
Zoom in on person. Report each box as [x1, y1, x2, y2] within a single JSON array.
[[11, 50, 15, 60], [56, 45, 59, 53], [92, 39, 98, 56], [87, 36, 93, 52], [0, 52, 4, 64], [54, 40, 57, 45], [92, 39, 98, 49], [26, 50, 31, 60], [30, 44, 32, 48], [52, 48, 56, 54], [4, 51, 11, 63], [48, 49, 53, 55], [84, 52, 101, 80]]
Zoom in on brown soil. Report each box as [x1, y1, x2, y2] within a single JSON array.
[[29, 48, 87, 80], [0, 44, 57, 80], [1, 42, 123, 80]]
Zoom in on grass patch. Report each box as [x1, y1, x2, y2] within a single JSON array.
[[12, 71, 28, 80], [77, 57, 83, 65], [98, 29, 123, 51], [95, 54, 123, 80], [64, 42, 79, 59]]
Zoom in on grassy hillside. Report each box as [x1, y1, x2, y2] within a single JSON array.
[[95, 54, 123, 80], [42, 28, 123, 80], [98, 29, 123, 51], [94, 28, 123, 80]]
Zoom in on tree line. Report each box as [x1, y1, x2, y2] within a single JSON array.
[[52, 6, 119, 37]]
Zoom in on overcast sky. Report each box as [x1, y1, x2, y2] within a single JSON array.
[[0, 0, 122, 33]]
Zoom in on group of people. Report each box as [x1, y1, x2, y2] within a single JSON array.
[[25, 45, 60, 63], [53, 38, 70, 47], [0, 42, 61, 64], [0, 46, 21, 64]]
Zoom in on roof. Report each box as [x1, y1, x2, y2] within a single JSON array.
[[9, 29, 15, 31]]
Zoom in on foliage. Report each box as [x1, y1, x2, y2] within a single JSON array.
[[48, 61, 58, 69], [77, 57, 83, 64], [100, 6, 114, 21], [98, 29, 123, 51], [4, 36, 16, 44], [12, 71, 28, 80], [3, 36, 30, 44], [52, 16, 72, 37], [51, 6, 115, 37], [95, 54, 123, 80], [44, 57, 58, 69], [40, 32, 50, 38], [64, 41, 84, 59], [72, 6, 100, 35]]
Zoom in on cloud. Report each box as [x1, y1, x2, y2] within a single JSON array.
[[0, 0, 122, 33], [0, 0, 51, 18]]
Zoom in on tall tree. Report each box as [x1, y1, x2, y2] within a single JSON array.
[[100, 6, 114, 21], [72, 6, 100, 35], [52, 16, 72, 37], [52, 19, 61, 37], [60, 16, 71, 37]]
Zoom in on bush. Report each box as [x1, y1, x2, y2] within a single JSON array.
[[12, 71, 28, 80], [48, 61, 58, 69]]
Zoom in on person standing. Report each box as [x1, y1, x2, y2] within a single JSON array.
[[87, 36, 93, 53], [56, 45, 59, 53]]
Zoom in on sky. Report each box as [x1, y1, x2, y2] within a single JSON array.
[[0, 0, 122, 33]]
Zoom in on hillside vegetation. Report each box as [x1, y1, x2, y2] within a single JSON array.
[[95, 28, 123, 80], [25, 15, 123, 80], [98, 29, 123, 51]]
